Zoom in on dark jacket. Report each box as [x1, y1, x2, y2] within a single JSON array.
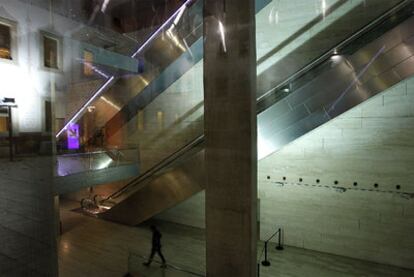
[[152, 229, 162, 249]]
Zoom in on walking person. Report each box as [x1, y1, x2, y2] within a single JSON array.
[[143, 225, 167, 268]]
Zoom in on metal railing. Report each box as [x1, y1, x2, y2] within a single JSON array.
[[85, 0, 410, 214], [257, 228, 284, 277], [57, 146, 139, 177]]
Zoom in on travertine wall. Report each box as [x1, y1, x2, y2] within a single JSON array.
[[258, 76, 414, 269], [157, 76, 414, 269]]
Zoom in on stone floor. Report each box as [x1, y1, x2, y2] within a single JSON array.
[[59, 200, 414, 277]]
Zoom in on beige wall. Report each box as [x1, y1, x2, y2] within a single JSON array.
[[157, 75, 414, 269]]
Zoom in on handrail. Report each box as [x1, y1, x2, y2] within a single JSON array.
[[93, 0, 410, 208], [77, 2, 204, 150], [56, 0, 199, 138], [104, 134, 204, 201], [257, 0, 409, 104], [57, 147, 136, 157]]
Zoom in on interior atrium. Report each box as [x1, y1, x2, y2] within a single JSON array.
[[0, 0, 414, 276]]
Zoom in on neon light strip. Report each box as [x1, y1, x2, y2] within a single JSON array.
[[56, 0, 193, 138], [131, 0, 193, 58], [56, 76, 115, 137]]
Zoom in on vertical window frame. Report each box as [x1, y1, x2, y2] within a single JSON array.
[[0, 17, 17, 63], [40, 30, 63, 72]]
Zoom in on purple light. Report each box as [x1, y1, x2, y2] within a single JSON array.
[[56, 0, 193, 138], [67, 123, 80, 150]]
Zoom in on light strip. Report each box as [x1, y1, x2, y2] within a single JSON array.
[[174, 5, 187, 26], [218, 21, 227, 53], [77, 58, 110, 78], [101, 96, 121, 111], [131, 0, 193, 58], [56, 0, 193, 138], [101, 0, 111, 13], [327, 46, 385, 115], [56, 76, 115, 137]]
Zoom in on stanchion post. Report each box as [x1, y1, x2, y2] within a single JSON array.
[[261, 241, 271, 266], [276, 228, 284, 251]]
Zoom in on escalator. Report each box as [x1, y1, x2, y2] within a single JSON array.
[[73, 0, 414, 225], [56, 0, 397, 180]]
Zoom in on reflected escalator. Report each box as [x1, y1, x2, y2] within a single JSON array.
[[75, 1, 414, 225]]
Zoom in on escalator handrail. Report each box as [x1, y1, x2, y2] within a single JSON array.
[[56, 0, 199, 138], [57, 146, 137, 158], [257, 0, 409, 104], [97, 0, 410, 206], [105, 134, 205, 200]]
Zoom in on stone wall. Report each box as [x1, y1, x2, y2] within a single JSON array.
[[157, 76, 414, 269]]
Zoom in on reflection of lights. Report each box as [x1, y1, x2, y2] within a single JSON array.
[[166, 29, 186, 52], [268, 5, 280, 25], [138, 75, 149, 86], [321, 0, 327, 19], [97, 157, 112, 170], [56, 0, 193, 138], [98, 205, 111, 210], [101, 0, 111, 13], [327, 46, 386, 114], [62, 241, 70, 253], [100, 96, 121, 111], [174, 5, 186, 26], [56, 76, 115, 137], [258, 129, 277, 160], [330, 49, 341, 62], [131, 0, 193, 58], [78, 58, 109, 78], [218, 21, 227, 53], [183, 38, 194, 58], [87, 106, 96, 113]]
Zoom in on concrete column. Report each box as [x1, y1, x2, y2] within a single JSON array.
[[204, 0, 257, 276]]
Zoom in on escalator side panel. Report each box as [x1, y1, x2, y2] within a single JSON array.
[[258, 14, 414, 159], [97, 3, 414, 225], [102, 150, 205, 225]]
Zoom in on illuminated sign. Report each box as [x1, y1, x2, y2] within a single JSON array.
[[67, 123, 80, 150]]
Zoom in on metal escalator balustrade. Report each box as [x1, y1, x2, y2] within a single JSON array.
[[55, 0, 203, 182], [57, 0, 270, 184], [81, 1, 414, 225], [96, 0, 402, 182], [85, 0, 392, 188], [56, 0, 201, 139]]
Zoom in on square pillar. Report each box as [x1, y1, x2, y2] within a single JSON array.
[[204, 0, 257, 276]]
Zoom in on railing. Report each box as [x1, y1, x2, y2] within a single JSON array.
[[257, 228, 284, 277], [80, 135, 204, 213], [57, 146, 139, 177], [103, 135, 203, 201], [85, 0, 410, 214], [256, 0, 410, 111]]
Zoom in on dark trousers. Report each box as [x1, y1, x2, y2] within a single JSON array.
[[148, 247, 166, 264]]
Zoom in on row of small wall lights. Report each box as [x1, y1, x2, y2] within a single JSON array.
[[266, 176, 402, 190]]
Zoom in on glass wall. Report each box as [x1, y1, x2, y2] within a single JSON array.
[[1, 0, 413, 276]]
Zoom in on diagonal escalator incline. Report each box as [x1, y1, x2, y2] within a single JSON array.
[[81, 0, 414, 225]]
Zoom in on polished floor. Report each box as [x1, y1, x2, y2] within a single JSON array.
[[59, 200, 414, 277]]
